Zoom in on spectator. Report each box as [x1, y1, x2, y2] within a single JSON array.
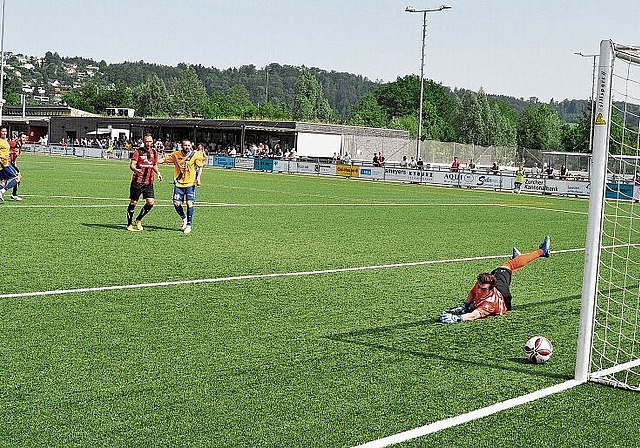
[[451, 156, 461, 172], [372, 153, 378, 166], [560, 164, 569, 179], [409, 156, 417, 169], [467, 158, 476, 173], [531, 162, 541, 178], [400, 155, 408, 168], [546, 165, 554, 178], [417, 157, 424, 170], [491, 162, 500, 175], [378, 153, 385, 166]]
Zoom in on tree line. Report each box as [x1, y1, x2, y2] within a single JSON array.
[[6, 52, 639, 154]]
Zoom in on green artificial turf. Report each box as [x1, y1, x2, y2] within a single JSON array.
[[1, 154, 637, 448]]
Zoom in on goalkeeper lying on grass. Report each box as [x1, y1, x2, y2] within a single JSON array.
[[439, 236, 550, 324]]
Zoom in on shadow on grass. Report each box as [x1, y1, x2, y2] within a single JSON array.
[[325, 296, 579, 381], [513, 293, 581, 311], [82, 222, 178, 232]]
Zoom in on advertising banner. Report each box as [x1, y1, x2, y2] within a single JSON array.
[[254, 158, 274, 171], [234, 157, 254, 169], [213, 156, 235, 168], [606, 183, 634, 200], [336, 164, 359, 177], [294, 161, 319, 174], [359, 166, 385, 180]]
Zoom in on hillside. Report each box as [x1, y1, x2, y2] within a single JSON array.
[[5, 50, 594, 123]]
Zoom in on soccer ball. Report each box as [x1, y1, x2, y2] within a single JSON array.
[[524, 336, 553, 364]]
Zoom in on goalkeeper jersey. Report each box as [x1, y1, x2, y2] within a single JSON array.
[[162, 149, 204, 187], [468, 283, 508, 317]]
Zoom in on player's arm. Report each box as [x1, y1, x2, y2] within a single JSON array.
[[129, 158, 140, 172], [154, 164, 163, 182], [195, 157, 204, 186], [459, 308, 485, 322]]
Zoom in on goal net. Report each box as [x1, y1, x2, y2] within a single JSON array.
[[576, 40, 640, 391]]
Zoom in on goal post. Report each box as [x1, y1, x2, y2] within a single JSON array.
[[576, 39, 640, 390]]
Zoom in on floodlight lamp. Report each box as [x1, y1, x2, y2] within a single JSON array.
[[405, 6, 415, 12], [440, 4, 452, 9]]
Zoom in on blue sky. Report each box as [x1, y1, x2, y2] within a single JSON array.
[[7, 0, 639, 102]]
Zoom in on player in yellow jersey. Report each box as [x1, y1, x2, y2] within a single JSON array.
[[0, 127, 21, 202], [159, 138, 204, 234]]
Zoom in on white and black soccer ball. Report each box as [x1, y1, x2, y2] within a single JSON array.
[[524, 336, 553, 364]]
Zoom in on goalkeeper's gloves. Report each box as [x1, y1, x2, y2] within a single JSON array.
[[448, 303, 470, 315], [439, 311, 463, 324]]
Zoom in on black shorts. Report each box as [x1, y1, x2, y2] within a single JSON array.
[[130, 182, 155, 201], [492, 266, 513, 310]]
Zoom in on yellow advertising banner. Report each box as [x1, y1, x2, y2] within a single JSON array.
[[336, 164, 360, 177]]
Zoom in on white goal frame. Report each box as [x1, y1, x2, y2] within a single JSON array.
[[576, 39, 640, 389]]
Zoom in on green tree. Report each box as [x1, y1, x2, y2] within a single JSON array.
[[205, 85, 257, 119], [454, 91, 484, 145], [133, 74, 172, 117], [517, 104, 563, 150], [490, 100, 518, 146], [374, 76, 456, 140], [347, 93, 387, 128], [291, 69, 335, 122], [256, 101, 291, 120], [389, 114, 418, 138], [170, 66, 208, 117]]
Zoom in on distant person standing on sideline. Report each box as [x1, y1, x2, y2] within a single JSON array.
[[451, 156, 461, 172], [160, 138, 204, 234], [8, 132, 28, 200], [513, 164, 524, 193], [127, 133, 162, 231], [0, 127, 21, 202]]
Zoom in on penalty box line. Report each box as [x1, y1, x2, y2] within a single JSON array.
[[0, 248, 583, 300]]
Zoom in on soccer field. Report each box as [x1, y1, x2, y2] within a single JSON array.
[[2, 154, 639, 447]]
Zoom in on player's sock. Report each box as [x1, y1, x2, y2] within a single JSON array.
[[502, 249, 543, 271], [12, 182, 18, 196], [3, 179, 17, 192], [187, 205, 194, 225], [136, 203, 153, 221], [127, 203, 136, 225], [174, 204, 186, 220]]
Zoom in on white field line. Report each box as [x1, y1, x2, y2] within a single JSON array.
[[3, 195, 589, 215], [353, 380, 583, 448], [0, 253, 507, 299], [0, 248, 585, 299]]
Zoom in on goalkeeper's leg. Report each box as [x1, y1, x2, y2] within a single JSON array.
[[502, 236, 550, 272]]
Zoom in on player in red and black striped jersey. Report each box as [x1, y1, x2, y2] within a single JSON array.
[[127, 133, 163, 231]]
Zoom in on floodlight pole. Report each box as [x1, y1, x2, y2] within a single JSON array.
[[405, 4, 451, 161], [574, 52, 598, 152]]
